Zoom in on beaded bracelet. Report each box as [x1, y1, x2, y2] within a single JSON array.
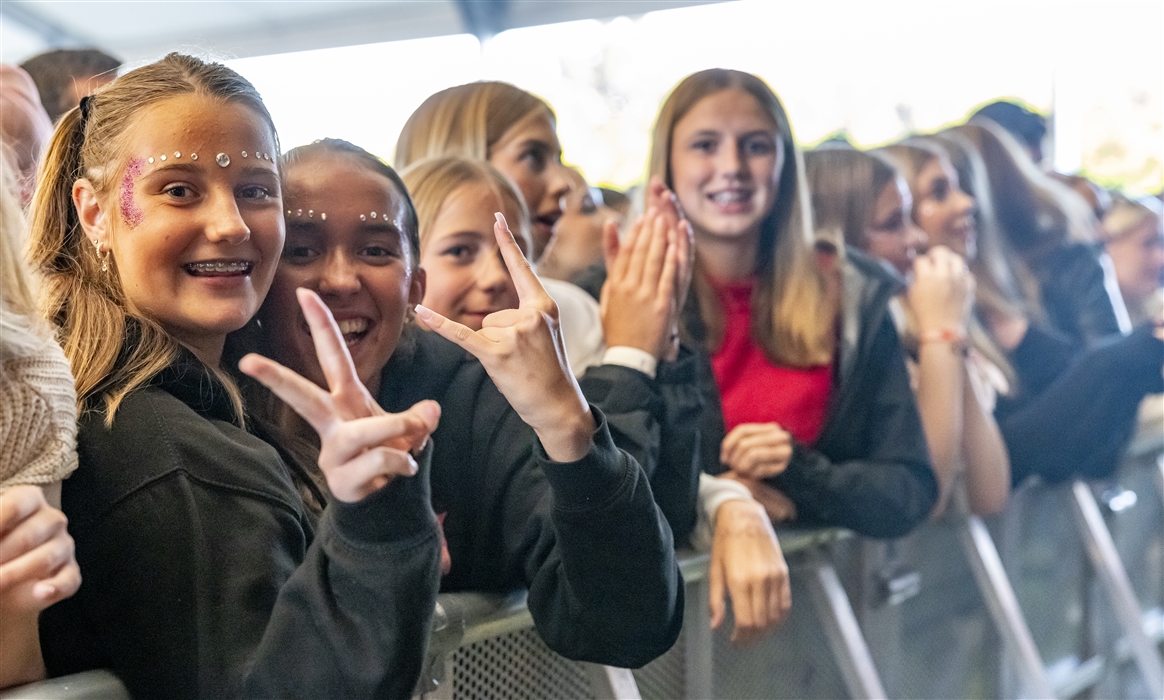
[[918, 327, 969, 355]]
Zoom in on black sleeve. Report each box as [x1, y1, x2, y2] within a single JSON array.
[[766, 317, 938, 539], [491, 409, 683, 668], [1038, 243, 1124, 345], [1000, 322, 1164, 486], [44, 413, 440, 700], [244, 447, 442, 699], [577, 350, 703, 546]]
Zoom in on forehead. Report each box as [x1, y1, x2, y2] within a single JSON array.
[[122, 93, 275, 159], [285, 153, 404, 213], [676, 89, 778, 135], [494, 109, 558, 151], [436, 180, 508, 225]]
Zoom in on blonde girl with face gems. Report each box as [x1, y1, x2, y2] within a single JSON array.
[[652, 69, 937, 645], [28, 55, 445, 699], [253, 140, 684, 668], [804, 147, 1011, 518], [398, 85, 705, 547], [884, 136, 1164, 487]]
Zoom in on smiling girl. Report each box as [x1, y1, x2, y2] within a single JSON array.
[[252, 139, 683, 667], [29, 55, 442, 699], [651, 69, 937, 642]]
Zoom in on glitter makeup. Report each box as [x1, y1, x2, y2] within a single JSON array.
[[120, 157, 145, 228]]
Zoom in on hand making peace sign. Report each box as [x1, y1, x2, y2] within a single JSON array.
[[415, 213, 596, 464], [239, 288, 442, 503]]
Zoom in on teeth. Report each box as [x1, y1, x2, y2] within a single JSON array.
[[712, 191, 748, 205], [186, 261, 252, 275], [337, 319, 368, 335]]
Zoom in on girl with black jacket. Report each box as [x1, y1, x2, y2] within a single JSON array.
[[648, 69, 937, 645], [253, 139, 684, 668], [31, 55, 443, 699]]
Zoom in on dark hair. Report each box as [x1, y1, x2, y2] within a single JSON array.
[[283, 138, 420, 268], [20, 48, 122, 123], [970, 100, 1046, 154]]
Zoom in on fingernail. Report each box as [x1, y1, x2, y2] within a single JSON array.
[[406, 454, 419, 476], [495, 212, 506, 226], [414, 304, 432, 320], [33, 583, 56, 600]]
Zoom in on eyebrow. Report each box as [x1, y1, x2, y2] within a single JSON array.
[[143, 162, 278, 178]]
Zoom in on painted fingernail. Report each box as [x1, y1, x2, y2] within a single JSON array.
[[414, 304, 432, 320], [495, 212, 506, 226]]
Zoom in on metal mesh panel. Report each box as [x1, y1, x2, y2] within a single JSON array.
[[450, 628, 594, 700], [632, 627, 685, 700]]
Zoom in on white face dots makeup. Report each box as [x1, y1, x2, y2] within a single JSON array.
[[142, 151, 273, 167], [285, 209, 385, 223]]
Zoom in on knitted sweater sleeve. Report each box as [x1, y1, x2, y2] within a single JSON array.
[[0, 346, 78, 492]]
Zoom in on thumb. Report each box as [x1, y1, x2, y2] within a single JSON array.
[[601, 218, 620, 272]]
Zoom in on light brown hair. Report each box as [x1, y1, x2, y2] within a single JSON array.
[[28, 52, 278, 425], [401, 156, 532, 255], [650, 69, 833, 367], [803, 148, 898, 250], [394, 82, 552, 170]]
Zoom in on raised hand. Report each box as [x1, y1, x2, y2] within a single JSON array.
[[240, 289, 441, 503], [415, 213, 595, 463], [0, 485, 81, 613], [601, 177, 694, 362], [907, 246, 974, 338], [721, 422, 793, 479], [708, 498, 791, 645]]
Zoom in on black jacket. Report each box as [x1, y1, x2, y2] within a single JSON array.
[[1033, 242, 1125, 346], [41, 354, 441, 699], [378, 331, 683, 668], [695, 248, 938, 539]]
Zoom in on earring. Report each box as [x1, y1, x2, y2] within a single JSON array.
[[93, 239, 110, 272]]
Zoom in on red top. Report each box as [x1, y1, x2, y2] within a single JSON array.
[[710, 278, 833, 445]]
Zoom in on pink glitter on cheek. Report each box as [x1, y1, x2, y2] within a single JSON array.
[[120, 158, 145, 228]]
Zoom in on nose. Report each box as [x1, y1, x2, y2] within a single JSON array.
[[546, 163, 571, 209], [477, 247, 514, 300], [955, 189, 975, 217], [717, 143, 744, 179], [318, 251, 361, 297], [206, 191, 250, 245], [906, 220, 930, 252]]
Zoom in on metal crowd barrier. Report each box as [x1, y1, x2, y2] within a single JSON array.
[[6, 435, 1160, 700]]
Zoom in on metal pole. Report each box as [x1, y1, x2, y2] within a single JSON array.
[[1069, 480, 1164, 698], [801, 548, 888, 699], [958, 515, 1058, 699]]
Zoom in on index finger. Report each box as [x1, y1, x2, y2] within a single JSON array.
[[238, 353, 336, 435], [493, 212, 547, 305], [0, 486, 44, 537], [297, 288, 364, 398]]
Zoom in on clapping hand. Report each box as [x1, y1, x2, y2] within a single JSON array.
[[240, 289, 441, 503]]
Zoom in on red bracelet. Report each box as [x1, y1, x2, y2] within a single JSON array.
[[918, 327, 968, 354]]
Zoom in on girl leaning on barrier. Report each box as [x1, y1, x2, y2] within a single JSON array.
[[803, 147, 1011, 517], [880, 137, 1164, 487], [396, 81, 705, 548], [244, 139, 684, 668], [649, 68, 938, 643], [30, 54, 444, 699]]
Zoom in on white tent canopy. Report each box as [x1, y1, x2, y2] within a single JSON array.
[[1, 0, 723, 64]]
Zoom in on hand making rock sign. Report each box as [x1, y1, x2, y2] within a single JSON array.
[[240, 288, 442, 503], [415, 213, 596, 463]]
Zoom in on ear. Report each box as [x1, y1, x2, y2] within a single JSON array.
[[408, 266, 426, 311], [73, 178, 110, 249]]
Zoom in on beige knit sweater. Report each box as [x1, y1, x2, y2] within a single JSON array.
[[0, 340, 78, 492]]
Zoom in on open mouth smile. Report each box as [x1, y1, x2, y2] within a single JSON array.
[[184, 260, 254, 277]]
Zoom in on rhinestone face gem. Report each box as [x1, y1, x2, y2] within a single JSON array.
[[359, 214, 366, 221], [308, 210, 314, 217], [147, 157, 154, 164], [320, 212, 327, 220], [370, 211, 377, 218], [174, 151, 181, 158], [216, 153, 230, 167], [160, 154, 166, 161], [191, 153, 198, 160], [241, 151, 248, 158]]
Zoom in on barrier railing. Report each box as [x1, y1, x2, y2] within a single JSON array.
[[5, 436, 1160, 700]]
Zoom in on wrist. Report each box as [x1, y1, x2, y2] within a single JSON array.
[[918, 327, 968, 355], [536, 404, 595, 463]]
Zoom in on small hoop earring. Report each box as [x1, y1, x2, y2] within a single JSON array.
[[93, 239, 111, 272]]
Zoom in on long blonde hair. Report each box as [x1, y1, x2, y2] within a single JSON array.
[[28, 53, 278, 425], [394, 82, 552, 170], [401, 156, 533, 254], [0, 149, 52, 360], [650, 69, 833, 367]]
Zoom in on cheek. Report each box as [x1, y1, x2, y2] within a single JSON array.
[[419, 262, 465, 311], [120, 158, 145, 228]]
